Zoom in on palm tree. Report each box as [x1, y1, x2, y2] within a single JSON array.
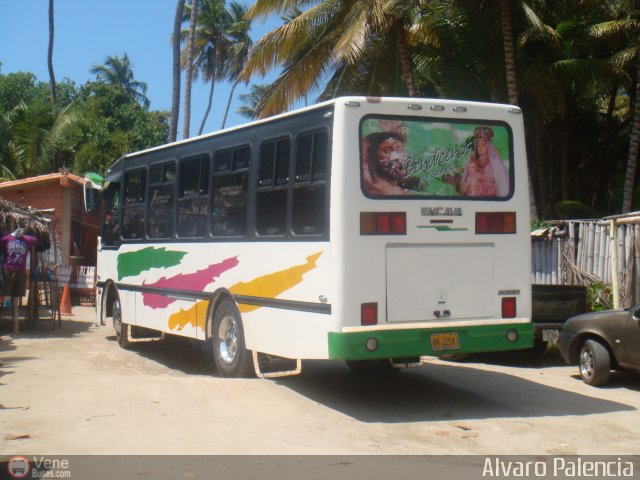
[[220, 2, 253, 129], [625, 52, 640, 212], [588, 4, 640, 213], [237, 83, 270, 119], [241, 0, 420, 118], [48, 0, 57, 106], [90, 54, 150, 108], [183, 0, 200, 139], [0, 99, 76, 178], [169, 0, 186, 143], [183, 0, 232, 135]]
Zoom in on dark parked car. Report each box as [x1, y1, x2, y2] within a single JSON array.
[[559, 306, 640, 386]]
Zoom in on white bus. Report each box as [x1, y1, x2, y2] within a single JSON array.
[[96, 96, 532, 377]]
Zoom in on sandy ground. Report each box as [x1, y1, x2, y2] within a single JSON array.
[[1, 308, 640, 456]]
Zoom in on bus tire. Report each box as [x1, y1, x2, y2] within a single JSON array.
[[211, 299, 254, 378], [112, 297, 132, 349], [345, 359, 394, 375]]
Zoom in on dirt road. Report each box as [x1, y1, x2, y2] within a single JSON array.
[[1, 310, 640, 455]]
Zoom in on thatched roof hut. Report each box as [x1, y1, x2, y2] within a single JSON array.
[[0, 197, 51, 245]]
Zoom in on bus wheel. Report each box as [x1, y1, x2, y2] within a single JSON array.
[[211, 299, 254, 378], [345, 359, 394, 375], [112, 298, 132, 349]]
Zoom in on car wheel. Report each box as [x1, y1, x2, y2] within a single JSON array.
[[211, 299, 254, 378], [579, 338, 610, 386], [345, 359, 394, 374], [112, 298, 132, 349]]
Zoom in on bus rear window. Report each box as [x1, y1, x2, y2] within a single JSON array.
[[360, 117, 513, 199]]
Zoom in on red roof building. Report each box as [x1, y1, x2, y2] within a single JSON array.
[[0, 172, 100, 268]]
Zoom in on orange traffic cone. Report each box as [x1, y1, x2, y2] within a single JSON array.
[[60, 284, 72, 315]]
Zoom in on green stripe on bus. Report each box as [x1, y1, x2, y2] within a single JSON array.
[[327, 323, 533, 360], [117, 247, 188, 280]]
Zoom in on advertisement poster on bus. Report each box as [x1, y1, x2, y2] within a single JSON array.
[[360, 117, 513, 198]]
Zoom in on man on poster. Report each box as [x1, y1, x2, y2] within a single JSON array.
[[1, 228, 37, 335]]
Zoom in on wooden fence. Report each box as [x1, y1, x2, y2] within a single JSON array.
[[531, 215, 640, 308]]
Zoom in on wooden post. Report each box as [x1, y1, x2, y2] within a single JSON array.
[[610, 220, 620, 309]]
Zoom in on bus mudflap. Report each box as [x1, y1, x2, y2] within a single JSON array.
[[128, 326, 164, 343], [252, 352, 302, 379]]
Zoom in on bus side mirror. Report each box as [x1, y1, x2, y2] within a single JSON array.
[[84, 182, 102, 214]]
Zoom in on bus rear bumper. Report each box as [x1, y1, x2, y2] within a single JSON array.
[[328, 323, 534, 360]]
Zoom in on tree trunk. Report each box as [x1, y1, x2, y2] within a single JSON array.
[[561, 118, 570, 201], [47, 0, 57, 107], [169, 0, 185, 143], [183, 0, 199, 140], [498, 0, 518, 106], [394, 20, 416, 97], [593, 87, 618, 208], [199, 65, 217, 136], [622, 52, 640, 213], [533, 112, 546, 217], [221, 77, 239, 130]]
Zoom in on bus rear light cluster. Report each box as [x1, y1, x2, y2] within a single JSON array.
[[361, 303, 378, 326], [502, 297, 517, 318], [475, 212, 516, 234], [360, 212, 406, 235]]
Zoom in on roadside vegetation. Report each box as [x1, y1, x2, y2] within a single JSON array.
[[1, 0, 640, 219]]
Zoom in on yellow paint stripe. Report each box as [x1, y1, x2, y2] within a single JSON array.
[[229, 252, 322, 313], [168, 300, 209, 332]]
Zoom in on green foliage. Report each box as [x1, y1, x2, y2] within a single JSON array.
[[586, 282, 613, 311], [65, 83, 168, 174], [0, 73, 78, 113], [530, 219, 552, 230], [553, 201, 600, 219], [0, 97, 77, 177]]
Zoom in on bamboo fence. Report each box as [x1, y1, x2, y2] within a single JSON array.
[[531, 215, 640, 308]]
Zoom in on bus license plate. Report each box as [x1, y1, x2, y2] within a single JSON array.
[[430, 333, 460, 351]]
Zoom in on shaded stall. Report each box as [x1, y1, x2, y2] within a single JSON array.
[[0, 198, 57, 331]]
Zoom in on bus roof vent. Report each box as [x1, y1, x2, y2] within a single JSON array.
[[509, 107, 522, 114], [430, 105, 445, 111], [407, 104, 422, 111], [452, 106, 467, 112], [345, 101, 361, 107]]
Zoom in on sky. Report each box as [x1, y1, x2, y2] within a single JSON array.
[[0, 0, 282, 140]]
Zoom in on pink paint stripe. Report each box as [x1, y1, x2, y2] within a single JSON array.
[[142, 256, 239, 309]]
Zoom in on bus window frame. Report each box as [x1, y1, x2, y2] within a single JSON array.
[[121, 166, 148, 242], [291, 128, 331, 238], [177, 151, 211, 240], [255, 135, 292, 238], [212, 144, 252, 240], [147, 160, 177, 241]]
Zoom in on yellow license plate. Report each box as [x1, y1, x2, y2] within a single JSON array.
[[430, 333, 460, 351]]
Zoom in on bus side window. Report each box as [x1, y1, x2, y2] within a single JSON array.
[[293, 131, 327, 235], [178, 155, 209, 238], [256, 139, 290, 236], [212, 146, 250, 237], [148, 162, 176, 239], [102, 182, 121, 247], [122, 168, 147, 240]]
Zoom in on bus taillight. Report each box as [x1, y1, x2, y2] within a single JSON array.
[[475, 212, 516, 234], [502, 297, 517, 318], [361, 303, 378, 325], [360, 212, 406, 235]]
